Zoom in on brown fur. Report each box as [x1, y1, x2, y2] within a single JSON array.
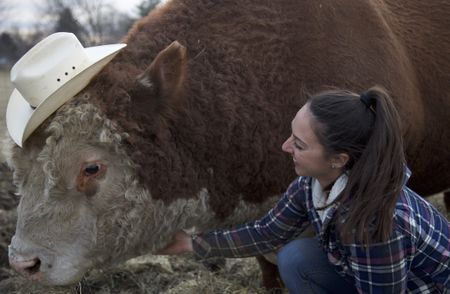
[[87, 0, 449, 219]]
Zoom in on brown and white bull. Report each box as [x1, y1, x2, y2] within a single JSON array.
[[3, 0, 450, 287]]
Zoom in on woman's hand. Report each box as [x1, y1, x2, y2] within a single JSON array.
[[156, 230, 194, 255]]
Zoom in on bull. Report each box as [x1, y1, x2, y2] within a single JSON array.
[[3, 0, 450, 288]]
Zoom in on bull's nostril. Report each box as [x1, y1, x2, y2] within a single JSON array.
[[25, 258, 41, 275]]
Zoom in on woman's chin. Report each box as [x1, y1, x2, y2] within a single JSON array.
[[294, 165, 303, 176]]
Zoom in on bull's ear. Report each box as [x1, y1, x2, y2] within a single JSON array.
[[130, 41, 187, 109], [128, 41, 187, 138], [148, 40, 187, 99]]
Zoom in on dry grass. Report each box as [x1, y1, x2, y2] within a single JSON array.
[[0, 254, 276, 294]]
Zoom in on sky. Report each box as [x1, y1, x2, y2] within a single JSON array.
[[1, 0, 145, 31]]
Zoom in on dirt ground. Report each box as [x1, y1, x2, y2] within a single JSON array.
[[0, 69, 448, 294]]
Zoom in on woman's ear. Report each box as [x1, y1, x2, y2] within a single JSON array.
[[331, 153, 350, 169]]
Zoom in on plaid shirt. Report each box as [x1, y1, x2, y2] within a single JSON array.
[[193, 170, 450, 293]]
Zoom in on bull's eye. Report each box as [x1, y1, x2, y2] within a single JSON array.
[[84, 164, 100, 176]]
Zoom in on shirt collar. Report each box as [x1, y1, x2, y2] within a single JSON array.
[[312, 173, 348, 222]]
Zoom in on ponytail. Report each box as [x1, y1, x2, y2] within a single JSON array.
[[308, 86, 405, 244]]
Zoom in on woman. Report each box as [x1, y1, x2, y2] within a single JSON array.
[[158, 86, 450, 293]]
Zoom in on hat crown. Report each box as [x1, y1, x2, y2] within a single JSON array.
[[6, 32, 126, 147], [10, 32, 90, 107]]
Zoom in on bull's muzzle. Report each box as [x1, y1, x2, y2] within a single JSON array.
[[8, 244, 44, 282]]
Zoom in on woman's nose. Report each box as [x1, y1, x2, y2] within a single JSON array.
[[281, 136, 292, 153]]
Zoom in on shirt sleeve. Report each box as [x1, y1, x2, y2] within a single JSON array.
[[192, 178, 311, 258], [345, 231, 415, 293]]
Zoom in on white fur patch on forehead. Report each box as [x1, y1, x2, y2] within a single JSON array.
[[46, 102, 117, 144], [42, 100, 132, 158]]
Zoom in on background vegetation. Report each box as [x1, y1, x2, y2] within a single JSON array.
[[0, 0, 160, 69]]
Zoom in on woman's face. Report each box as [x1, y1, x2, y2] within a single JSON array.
[[282, 104, 336, 182]]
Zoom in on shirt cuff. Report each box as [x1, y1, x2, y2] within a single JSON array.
[[191, 234, 213, 259]]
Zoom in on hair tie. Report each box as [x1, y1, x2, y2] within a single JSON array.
[[360, 92, 376, 113]]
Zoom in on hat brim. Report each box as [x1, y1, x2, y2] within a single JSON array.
[[6, 43, 126, 147]]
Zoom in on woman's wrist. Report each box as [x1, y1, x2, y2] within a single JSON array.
[[185, 234, 194, 253], [155, 230, 196, 255]]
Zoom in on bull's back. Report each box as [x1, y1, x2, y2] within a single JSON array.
[[95, 0, 449, 219]]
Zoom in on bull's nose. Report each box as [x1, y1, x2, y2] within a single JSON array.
[[9, 256, 42, 276]]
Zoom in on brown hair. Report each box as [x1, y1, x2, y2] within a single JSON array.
[[308, 86, 405, 244]]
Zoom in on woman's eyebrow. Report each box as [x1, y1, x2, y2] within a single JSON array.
[[290, 121, 308, 146], [292, 134, 307, 146]]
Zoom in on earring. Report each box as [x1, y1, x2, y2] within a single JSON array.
[[331, 163, 337, 169]]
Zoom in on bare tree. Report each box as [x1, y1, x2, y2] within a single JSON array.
[[75, 0, 113, 44], [37, 0, 132, 45], [136, 0, 160, 17], [54, 7, 87, 43]]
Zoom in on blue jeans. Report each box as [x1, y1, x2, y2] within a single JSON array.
[[277, 238, 358, 294]]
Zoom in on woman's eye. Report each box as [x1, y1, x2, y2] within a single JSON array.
[[84, 164, 100, 176], [294, 143, 303, 150]]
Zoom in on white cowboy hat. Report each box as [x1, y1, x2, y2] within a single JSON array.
[[6, 32, 126, 147]]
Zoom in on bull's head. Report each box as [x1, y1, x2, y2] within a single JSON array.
[[3, 41, 203, 285]]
